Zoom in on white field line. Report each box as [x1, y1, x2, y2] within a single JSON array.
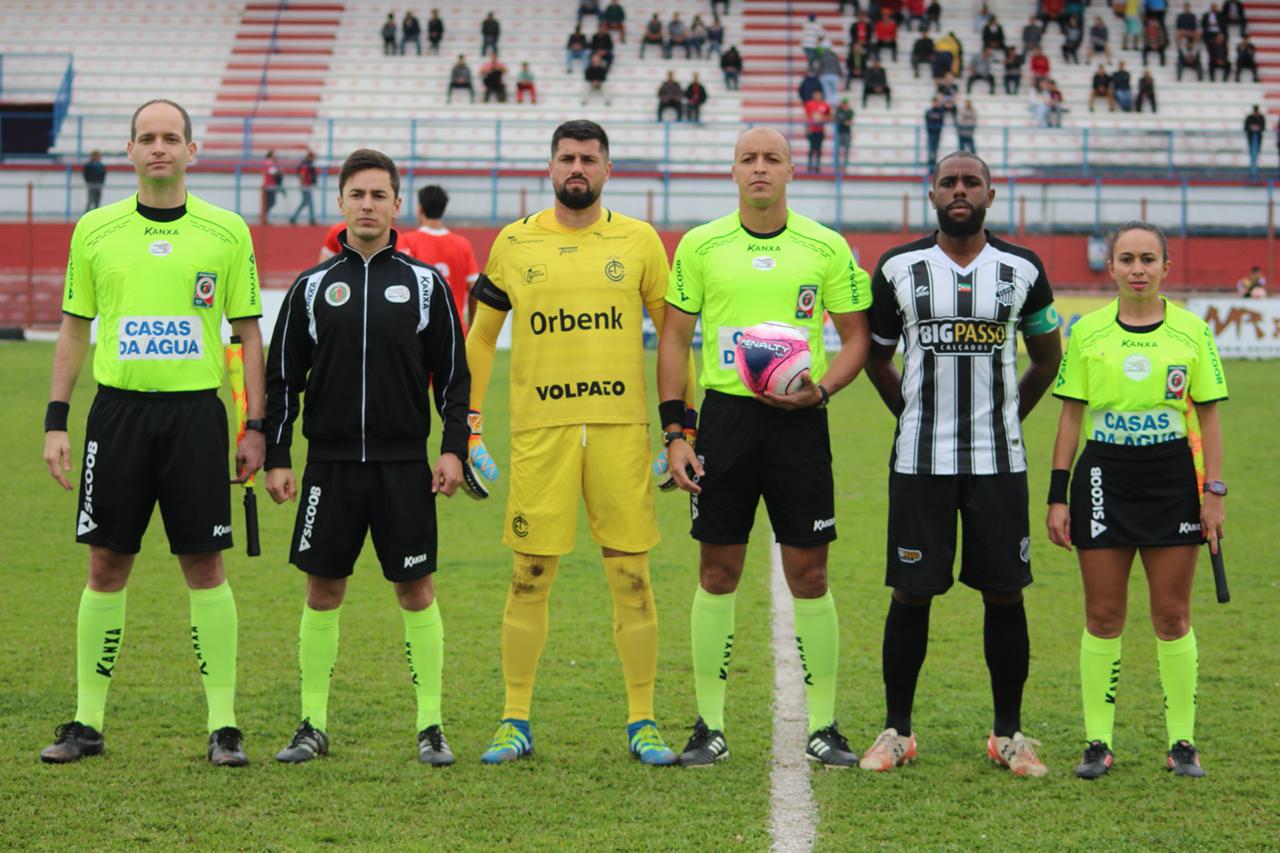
[[768, 537, 817, 853]]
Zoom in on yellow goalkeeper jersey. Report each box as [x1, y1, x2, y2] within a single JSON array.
[[474, 208, 669, 432]]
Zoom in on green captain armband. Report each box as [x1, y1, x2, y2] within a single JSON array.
[[1020, 304, 1061, 337]]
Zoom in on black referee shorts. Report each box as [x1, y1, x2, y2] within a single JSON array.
[[690, 389, 836, 548], [76, 386, 232, 555], [1070, 439, 1203, 550], [289, 460, 438, 582], [885, 470, 1032, 595]]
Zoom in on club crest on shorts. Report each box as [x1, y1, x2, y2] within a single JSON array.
[[795, 284, 818, 319], [897, 546, 923, 564], [192, 272, 217, 308], [1165, 364, 1188, 400], [1019, 536, 1030, 563], [511, 514, 529, 538], [325, 282, 351, 307]]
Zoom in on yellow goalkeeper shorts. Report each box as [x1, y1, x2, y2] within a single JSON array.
[[504, 422, 659, 556]]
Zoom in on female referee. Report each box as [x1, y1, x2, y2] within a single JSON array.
[[1045, 221, 1228, 779]]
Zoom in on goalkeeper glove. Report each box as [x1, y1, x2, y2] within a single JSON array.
[[653, 406, 697, 492], [461, 409, 500, 500]]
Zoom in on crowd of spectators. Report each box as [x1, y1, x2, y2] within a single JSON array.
[[376, 4, 742, 117]]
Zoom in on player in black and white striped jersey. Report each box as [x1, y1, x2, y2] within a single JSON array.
[[858, 152, 1064, 777]]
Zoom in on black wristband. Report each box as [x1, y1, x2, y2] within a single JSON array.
[[815, 384, 830, 408], [1047, 468, 1070, 504], [659, 399, 686, 430], [45, 401, 70, 432]]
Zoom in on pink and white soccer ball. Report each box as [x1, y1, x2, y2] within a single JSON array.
[[735, 322, 812, 395]]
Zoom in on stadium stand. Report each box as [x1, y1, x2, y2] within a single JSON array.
[[0, 0, 1276, 174]]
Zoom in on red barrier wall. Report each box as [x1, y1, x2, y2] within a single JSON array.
[[1, 222, 1264, 327]]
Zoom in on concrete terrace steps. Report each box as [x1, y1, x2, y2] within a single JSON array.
[[203, 1, 347, 156]]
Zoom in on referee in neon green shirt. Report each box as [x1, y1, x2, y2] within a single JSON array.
[[658, 126, 872, 768], [40, 100, 266, 766]]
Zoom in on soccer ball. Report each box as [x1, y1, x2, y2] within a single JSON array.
[[735, 322, 812, 396]]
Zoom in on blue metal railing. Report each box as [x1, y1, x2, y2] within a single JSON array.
[[52, 59, 75, 143], [0, 52, 75, 155], [42, 112, 1261, 176], [4, 165, 1271, 239]]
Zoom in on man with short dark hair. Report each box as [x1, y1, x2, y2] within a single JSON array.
[[428, 9, 445, 54], [1208, 32, 1231, 80], [721, 45, 742, 89], [1235, 36, 1258, 81], [446, 55, 475, 103], [1112, 61, 1134, 111], [863, 58, 891, 107], [667, 12, 692, 59], [289, 149, 318, 226], [83, 150, 105, 212], [859, 152, 1062, 777], [481, 52, 509, 102], [640, 13, 664, 57], [583, 52, 612, 106], [658, 71, 684, 121], [911, 32, 935, 78], [1244, 105, 1265, 178], [399, 184, 481, 331], [466, 120, 685, 766], [401, 11, 422, 55], [1089, 64, 1116, 112], [685, 73, 708, 123], [481, 11, 501, 57], [924, 96, 946, 166], [1176, 36, 1204, 80], [265, 148, 469, 767], [967, 47, 996, 94], [41, 98, 265, 766]]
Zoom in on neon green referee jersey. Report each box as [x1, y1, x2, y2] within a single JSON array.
[[1054, 298, 1228, 445], [667, 208, 871, 396], [62, 193, 260, 392]]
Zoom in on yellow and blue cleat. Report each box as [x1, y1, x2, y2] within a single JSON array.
[[480, 719, 532, 764], [628, 720, 678, 766]]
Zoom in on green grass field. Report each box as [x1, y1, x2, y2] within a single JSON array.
[[1, 342, 1276, 852]]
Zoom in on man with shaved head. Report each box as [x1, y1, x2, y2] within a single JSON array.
[[657, 126, 872, 767], [858, 151, 1062, 776], [41, 99, 264, 766]]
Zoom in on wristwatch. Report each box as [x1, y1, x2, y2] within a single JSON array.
[[1203, 480, 1228, 497], [245, 418, 266, 434], [662, 430, 685, 447], [815, 384, 831, 408]]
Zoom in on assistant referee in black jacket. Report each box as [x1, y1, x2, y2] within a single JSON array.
[[263, 148, 470, 766]]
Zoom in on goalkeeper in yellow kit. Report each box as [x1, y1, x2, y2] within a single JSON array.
[[464, 120, 690, 765]]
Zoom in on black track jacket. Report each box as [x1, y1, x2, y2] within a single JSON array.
[[264, 231, 470, 469]]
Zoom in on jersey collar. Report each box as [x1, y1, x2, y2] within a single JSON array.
[[136, 193, 188, 222], [340, 227, 401, 263]]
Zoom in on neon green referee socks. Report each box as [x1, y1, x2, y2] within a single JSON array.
[[793, 592, 839, 735], [298, 604, 341, 732], [75, 587, 127, 732], [189, 582, 238, 732], [1157, 628, 1198, 748], [1080, 630, 1122, 746], [403, 601, 444, 731], [691, 585, 736, 732]]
